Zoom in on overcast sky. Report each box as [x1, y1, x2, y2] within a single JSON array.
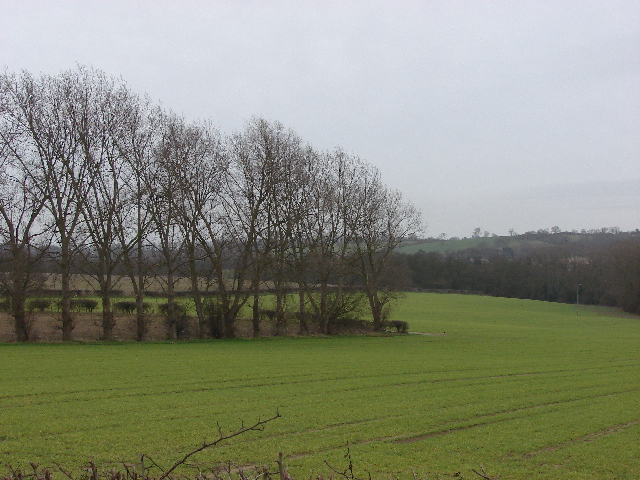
[[2, 1, 639, 238]]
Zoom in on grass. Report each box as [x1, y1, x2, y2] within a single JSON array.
[[395, 234, 576, 255], [0, 293, 638, 479]]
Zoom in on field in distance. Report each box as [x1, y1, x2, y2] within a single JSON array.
[[0, 293, 638, 479]]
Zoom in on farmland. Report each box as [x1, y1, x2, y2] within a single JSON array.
[[1, 293, 638, 479]]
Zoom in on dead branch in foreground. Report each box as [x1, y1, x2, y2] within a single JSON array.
[[2, 412, 498, 480], [150, 412, 281, 480]]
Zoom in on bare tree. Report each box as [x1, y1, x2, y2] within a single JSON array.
[[250, 120, 307, 336], [115, 97, 159, 341], [287, 145, 317, 334], [2, 65, 424, 342], [0, 73, 51, 340], [218, 118, 291, 337], [3, 69, 102, 340], [349, 167, 422, 330], [74, 68, 141, 340], [142, 113, 191, 340], [167, 117, 228, 338], [191, 189, 248, 339], [295, 150, 363, 333]]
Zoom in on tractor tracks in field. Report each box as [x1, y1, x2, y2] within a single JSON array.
[[262, 388, 640, 462], [521, 420, 639, 458], [2, 360, 634, 408], [394, 388, 639, 444], [287, 417, 640, 463]]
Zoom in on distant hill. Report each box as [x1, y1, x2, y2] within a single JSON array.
[[397, 230, 640, 257], [398, 230, 640, 314]]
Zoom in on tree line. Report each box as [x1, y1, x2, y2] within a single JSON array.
[[0, 66, 422, 341], [402, 231, 640, 314]]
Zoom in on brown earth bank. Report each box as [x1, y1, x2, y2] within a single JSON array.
[[0, 312, 376, 342]]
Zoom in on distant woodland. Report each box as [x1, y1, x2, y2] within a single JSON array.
[[399, 229, 640, 315]]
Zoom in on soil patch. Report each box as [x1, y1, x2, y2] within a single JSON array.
[[0, 312, 376, 342]]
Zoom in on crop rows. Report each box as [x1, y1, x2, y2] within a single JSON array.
[[1, 294, 638, 479]]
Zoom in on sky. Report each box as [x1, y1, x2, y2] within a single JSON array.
[[1, 0, 639, 238]]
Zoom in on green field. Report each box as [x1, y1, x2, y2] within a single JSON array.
[[395, 233, 594, 255], [1, 294, 638, 479]]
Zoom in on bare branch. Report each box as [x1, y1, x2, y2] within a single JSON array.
[[472, 465, 497, 480], [52, 463, 74, 480], [157, 413, 280, 480]]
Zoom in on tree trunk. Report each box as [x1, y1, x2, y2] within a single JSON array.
[[274, 288, 286, 336], [13, 310, 29, 342], [101, 293, 115, 341], [319, 283, 329, 334], [369, 292, 384, 331], [135, 289, 146, 341], [187, 248, 207, 339], [59, 241, 74, 341], [252, 280, 260, 337], [166, 267, 178, 340], [10, 257, 31, 341], [224, 310, 237, 338], [11, 292, 29, 342], [298, 283, 307, 334], [135, 229, 146, 341], [98, 271, 115, 341]]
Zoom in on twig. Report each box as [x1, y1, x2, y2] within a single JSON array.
[[322, 460, 362, 480], [85, 460, 99, 480], [471, 465, 496, 480], [4, 464, 20, 480], [322, 444, 367, 480], [122, 462, 136, 480], [323, 461, 346, 480], [157, 412, 280, 480], [53, 463, 74, 480], [275, 453, 286, 480], [139, 455, 165, 475], [139, 454, 148, 480]]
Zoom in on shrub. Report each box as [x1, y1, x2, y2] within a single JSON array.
[[115, 301, 153, 314], [203, 300, 225, 339], [386, 320, 409, 333], [0, 300, 10, 312], [27, 298, 51, 312], [70, 299, 99, 313], [158, 302, 186, 315], [326, 316, 372, 334], [115, 301, 136, 314], [160, 302, 189, 339], [69, 299, 82, 312]]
